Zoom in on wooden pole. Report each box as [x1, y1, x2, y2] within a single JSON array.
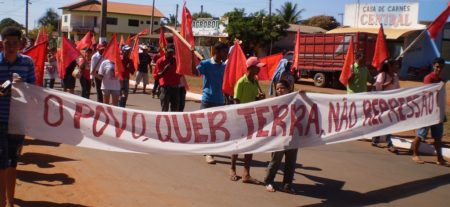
[[164, 25, 204, 60]]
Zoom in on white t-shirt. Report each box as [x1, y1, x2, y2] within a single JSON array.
[[44, 60, 58, 79], [98, 60, 120, 91]]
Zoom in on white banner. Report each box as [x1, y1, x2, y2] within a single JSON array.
[[344, 2, 422, 29], [9, 83, 446, 155]]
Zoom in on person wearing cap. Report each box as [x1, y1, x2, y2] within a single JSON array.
[[347, 52, 374, 94], [119, 44, 135, 107], [229, 56, 266, 185], [91, 43, 106, 103], [133, 45, 151, 94], [154, 47, 181, 111], [192, 42, 229, 164], [78, 47, 93, 99]]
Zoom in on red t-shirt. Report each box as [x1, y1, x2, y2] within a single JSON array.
[[121, 56, 135, 80], [423, 71, 441, 84], [155, 56, 180, 87], [78, 58, 91, 80]]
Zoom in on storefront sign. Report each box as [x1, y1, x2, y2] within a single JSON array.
[[192, 17, 228, 37], [344, 2, 422, 29]]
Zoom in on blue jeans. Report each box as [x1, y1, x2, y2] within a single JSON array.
[[417, 122, 444, 140]]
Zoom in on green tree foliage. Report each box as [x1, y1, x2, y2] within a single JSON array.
[[301, 15, 340, 30], [0, 18, 24, 32], [276, 1, 304, 24], [224, 8, 289, 52], [38, 8, 60, 29], [192, 12, 213, 19]]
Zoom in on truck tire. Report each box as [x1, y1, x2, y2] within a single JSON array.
[[313, 72, 327, 87]]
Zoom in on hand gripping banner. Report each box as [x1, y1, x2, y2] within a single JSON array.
[[9, 83, 446, 155]]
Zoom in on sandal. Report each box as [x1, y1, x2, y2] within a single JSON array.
[[412, 156, 425, 164], [229, 174, 239, 181], [266, 184, 276, 192], [242, 176, 263, 185], [283, 185, 296, 194]]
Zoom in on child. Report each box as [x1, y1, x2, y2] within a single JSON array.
[[264, 79, 298, 194], [43, 53, 57, 88]]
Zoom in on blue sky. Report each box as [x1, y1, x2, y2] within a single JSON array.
[[0, 0, 448, 29]]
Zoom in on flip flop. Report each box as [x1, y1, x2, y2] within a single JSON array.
[[242, 176, 263, 185], [229, 174, 239, 181], [412, 156, 425, 164], [266, 184, 276, 192]]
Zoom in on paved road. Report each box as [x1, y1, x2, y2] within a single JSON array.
[[14, 85, 450, 207]]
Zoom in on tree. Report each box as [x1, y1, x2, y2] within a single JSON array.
[[38, 8, 60, 29], [224, 8, 289, 54], [192, 12, 213, 19], [276, 2, 304, 24], [0, 18, 24, 32], [162, 14, 179, 26], [301, 15, 340, 30]]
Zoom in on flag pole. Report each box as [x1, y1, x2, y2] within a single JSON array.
[[395, 29, 427, 60], [163, 25, 203, 60]]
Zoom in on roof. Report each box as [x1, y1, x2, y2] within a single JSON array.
[[60, 0, 165, 18], [287, 24, 327, 34], [326, 27, 423, 39]]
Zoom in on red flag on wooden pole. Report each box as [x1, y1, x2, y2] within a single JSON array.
[[222, 41, 247, 96], [58, 36, 81, 79], [125, 35, 131, 45], [103, 34, 125, 80], [258, 53, 283, 81], [34, 26, 48, 46], [24, 41, 48, 86], [130, 36, 140, 72], [292, 30, 300, 70], [172, 33, 200, 76], [181, 2, 195, 47], [76, 31, 94, 50], [428, 3, 450, 39], [372, 24, 389, 71], [339, 38, 355, 86], [119, 35, 125, 46], [159, 27, 168, 57]]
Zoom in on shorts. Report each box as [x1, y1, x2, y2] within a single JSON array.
[[102, 89, 120, 96], [135, 71, 149, 86], [0, 124, 25, 169], [416, 122, 444, 141]]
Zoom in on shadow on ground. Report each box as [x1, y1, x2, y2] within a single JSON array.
[[17, 170, 75, 186], [14, 199, 87, 207]]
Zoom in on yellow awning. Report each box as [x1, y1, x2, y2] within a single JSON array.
[[326, 27, 422, 39]]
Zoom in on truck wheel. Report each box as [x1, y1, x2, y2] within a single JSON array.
[[313, 73, 327, 87]]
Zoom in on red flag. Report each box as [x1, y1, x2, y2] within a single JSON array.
[[428, 3, 450, 39], [181, 3, 195, 46], [76, 31, 94, 50], [292, 30, 300, 70], [372, 24, 389, 71], [258, 53, 283, 80], [125, 35, 131, 45], [24, 41, 47, 86], [130, 36, 140, 72], [173, 33, 200, 76], [103, 34, 125, 80], [58, 36, 81, 79], [137, 28, 150, 36], [339, 38, 355, 86], [34, 26, 48, 46], [222, 42, 247, 96], [159, 27, 168, 57], [91, 33, 97, 45], [119, 35, 125, 46]]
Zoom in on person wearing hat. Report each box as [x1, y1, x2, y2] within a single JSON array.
[[133, 44, 151, 94], [78, 47, 93, 99], [119, 44, 135, 107], [91, 43, 106, 102], [154, 46, 181, 111], [229, 56, 266, 184]]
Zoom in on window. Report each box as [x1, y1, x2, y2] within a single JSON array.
[[140, 21, 144, 24], [106, 17, 118, 25], [64, 16, 68, 23], [128, 19, 139, 27], [153, 21, 159, 25], [146, 20, 151, 24]]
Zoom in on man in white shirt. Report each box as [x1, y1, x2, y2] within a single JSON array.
[[98, 59, 121, 105], [91, 43, 105, 103]]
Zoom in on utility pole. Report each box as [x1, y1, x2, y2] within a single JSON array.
[[25, 0, 29, 36], [100, 0, 107, 43], [150, 0, 155, 34], [174, 4, 179, 29], [269, 0, 272, 55], [338, 13, 344, 26], [200, 5, 203, 15]]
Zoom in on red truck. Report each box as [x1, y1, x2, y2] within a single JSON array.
[[290, 32, 377, 88]]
